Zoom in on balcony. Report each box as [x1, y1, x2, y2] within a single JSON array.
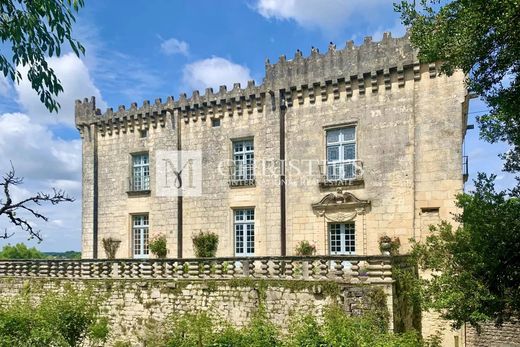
[[127, 176, 151, 196], [319, 160, 364, 187], [463, 155, 469, 183], [229, 163, 255, 187]]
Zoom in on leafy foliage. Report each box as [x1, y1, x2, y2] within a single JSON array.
[[0, 287, 108, 347], [0, 0, 85, 112], [150, 234, 168, 258], [143, 306, 433, 347], [0, 243, 46, 259], [295, 240, 316, 256], [192, 231, 219, 258], [395, 0, 520, 191], [411, 174, 520, 328]]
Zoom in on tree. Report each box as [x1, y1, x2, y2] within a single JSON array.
[[0, 243, 46, 259], [411, 174, 520, 328], [0, 164, 73, 241], [0, 0, 85, 113], [395, 0, 520, 192]]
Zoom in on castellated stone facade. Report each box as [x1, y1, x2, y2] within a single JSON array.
[[75, 33, 469, 344]]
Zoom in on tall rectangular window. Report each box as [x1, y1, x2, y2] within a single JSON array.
[[133, 215, 149, 258], [234, 208, 255, 256], [232, 140, 254, 183], [132, 153, 150, 191], [329, 223, 355, 255], [326, 127, 356, 180]]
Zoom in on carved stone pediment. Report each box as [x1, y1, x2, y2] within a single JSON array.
[[312, 188, 370, 221]]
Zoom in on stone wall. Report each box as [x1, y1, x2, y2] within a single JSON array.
[[0, 277, 391, 346], [466, 322, 520, 347]]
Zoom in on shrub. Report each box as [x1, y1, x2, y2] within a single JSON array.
[[192, 231, 219, 258], [0, 243, 46, 259], [295, 240, 316, 256], [0, 287, 108, 347], [101, 237, 121, 259], [150, 234, 168, 258]]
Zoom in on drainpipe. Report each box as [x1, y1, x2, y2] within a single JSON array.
[[176, 110, 183, 258], [279, 90, 287, 256], [92, 124, 99, 259]]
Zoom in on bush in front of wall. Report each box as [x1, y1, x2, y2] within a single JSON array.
[[150, 234, 168, 258], [192, 231, 219, 258], [295, 240, 317, 256]]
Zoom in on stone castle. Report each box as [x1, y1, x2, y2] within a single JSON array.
[[78, 31, 474, 346], [75, 32, 468, 262]]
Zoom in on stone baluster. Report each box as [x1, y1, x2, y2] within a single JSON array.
[[334, 260, 344, 279], [260, 259, 269, 278], [141, 261, 152, 278], [319, 259, 328, 278], [271, 259, 280, 278], [284, 260, 293, 279]]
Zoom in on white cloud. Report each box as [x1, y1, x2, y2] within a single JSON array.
[[0, 75, 10, 97], [160, 38, 189, 56], [15, 53, 106, 127], [254, 0, 388, 32], [0, 113, 81, 182], [0, 112, 82, 251], [182, 57, 252, 92]]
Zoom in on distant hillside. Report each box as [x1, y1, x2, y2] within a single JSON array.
[[43, 251, 81, 259]]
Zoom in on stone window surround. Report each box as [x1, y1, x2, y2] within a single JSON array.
[[320, 121, 363, 187], [131, 213, 150, 259], [128, 150, 151, 196], [232, 206, 255, 257], [229, 136, 255, 187]]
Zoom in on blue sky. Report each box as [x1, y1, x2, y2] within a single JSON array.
[[0, 0, 515, 252]]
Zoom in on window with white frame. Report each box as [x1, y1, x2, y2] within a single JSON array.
[[132, 215, 149, 258], [132, 153, 150, 191], [232, 140, 254, 182], [326, 127, 356, 180], [329, 223, 355, 255], [234, 209, 255, 256]]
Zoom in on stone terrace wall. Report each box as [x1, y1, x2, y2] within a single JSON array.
[[0, 276, 391, 346]]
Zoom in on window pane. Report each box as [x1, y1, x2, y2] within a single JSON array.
[[234, 209, 254, 256], [326, 130, 340, 144], [327, 146, 339, 162], [344, 143, 355, 160], [342, 127, 355, 141]]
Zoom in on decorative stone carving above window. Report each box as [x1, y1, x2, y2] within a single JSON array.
[[312, 188, 370, 221]]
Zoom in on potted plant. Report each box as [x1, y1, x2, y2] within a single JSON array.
[[295, 240, 317, 256], [192, 231, 219, 258], [149, 234, 167, 258], [102, 237, 121, 259], [379, 235, 392, 255]]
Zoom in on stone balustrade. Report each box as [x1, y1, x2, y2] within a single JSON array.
[[0, 256, 393, 283]]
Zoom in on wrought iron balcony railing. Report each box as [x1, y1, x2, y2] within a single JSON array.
[[319, 160, 364, 186], [127, 176, 150, 194], [229, 163, 255, 187]]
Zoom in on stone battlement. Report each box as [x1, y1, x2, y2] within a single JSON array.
[[75, 32, 434, 129]]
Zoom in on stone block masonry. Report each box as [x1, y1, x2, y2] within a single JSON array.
[[0, 276, 391, 346]]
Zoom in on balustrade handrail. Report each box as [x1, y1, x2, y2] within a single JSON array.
[[0, 255, 397, 284]]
